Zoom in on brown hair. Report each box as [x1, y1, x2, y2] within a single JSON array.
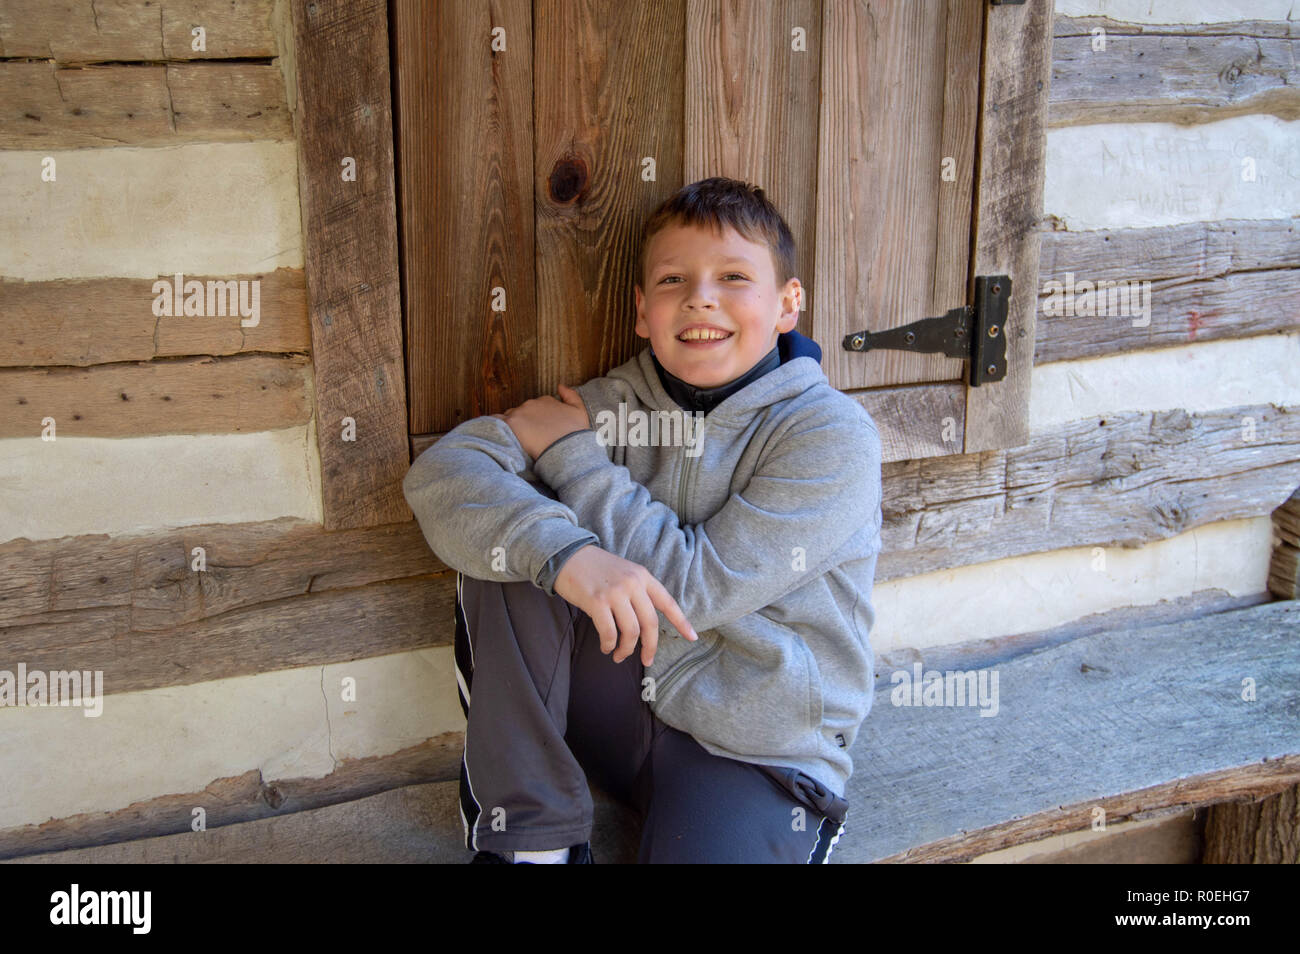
[[635, 177, 797, 291]]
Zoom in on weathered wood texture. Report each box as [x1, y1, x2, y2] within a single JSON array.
[[1055, 17, 1300, 38], [964, 0, 1051, 454], [0, 61, 293, 148], [7, 403, 1298, 696], [289, 0, 410, 529], [878, 403, 1300, 581], [0, 732, 464, 861], [0, 270, 310, 366], [7, 599, 1295, 863], [0, 0, 278, 62], [686, 0, 821, 341], [1036, 219, 1300, 362], [843, 599, 1300, 863], [533, 0, 684, 396], [0, 353, 313, 438], [1270, 488, 1300, 599], [391, 0, 535, 432], [847, 382, 967, 463], [1202, 783, 1300, 863], [0, 519, 450, 697], [1051, 18, 1300, 126], [817, 0, 980, 392]]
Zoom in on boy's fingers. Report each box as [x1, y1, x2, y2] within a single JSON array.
[[647, 579, 698, 642], [610, 601, 641, 664], [591, 605, 618, 655], [632, 592, 660, 667]]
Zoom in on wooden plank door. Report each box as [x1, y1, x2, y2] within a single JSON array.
[[393, 0, 1050, 462]]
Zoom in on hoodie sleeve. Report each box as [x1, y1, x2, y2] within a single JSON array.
[[531, 406, 883, 635], [402, 415, 600, 595]]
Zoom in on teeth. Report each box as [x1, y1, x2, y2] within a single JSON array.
[[678, 329, 731, 341]]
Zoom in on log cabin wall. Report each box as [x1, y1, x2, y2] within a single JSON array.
[[0, 0, 1296, 858]]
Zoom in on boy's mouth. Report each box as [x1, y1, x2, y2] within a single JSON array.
[[676, 327, 733, 345]]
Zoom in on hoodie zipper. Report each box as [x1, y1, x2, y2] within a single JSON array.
[[656, 418, 714, 701], [676, 417, 705, 520]]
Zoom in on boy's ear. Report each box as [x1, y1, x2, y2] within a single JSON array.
[[633, 285, 649, 338]]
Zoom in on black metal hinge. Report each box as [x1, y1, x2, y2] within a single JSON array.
[[841, 275, 1009, 387]]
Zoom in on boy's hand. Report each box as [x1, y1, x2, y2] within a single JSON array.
[[553, 544, 699, 667], [492, 383, 591, 460]]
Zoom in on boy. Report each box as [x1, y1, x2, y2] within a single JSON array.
[[403, 177, 883, 863]]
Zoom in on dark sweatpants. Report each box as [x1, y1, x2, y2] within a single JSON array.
[[452, 571, 849, 863]]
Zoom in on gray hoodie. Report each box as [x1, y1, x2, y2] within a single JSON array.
[[402, 330, 883, 797]]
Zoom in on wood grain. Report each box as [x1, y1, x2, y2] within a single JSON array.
[[533, 0, 684, 394], [288, 0, 410, 529], [0, 62, 292, 149], [0, 518, 452, 696], [1050, 23, 1300, 127], [392, 0, 536, 432], [816, 0, 980, 392], [0, 269, 310, 366], [0, 733, 464, 861], [0, 353, 313, 438], [878, 402, 1300, 582], [0, 0, 278, 63], [1203, 783, 1300, 863], [685, 0, 821, 339], [964, 0, 1052, 453], [842, 599, 1300, 863]]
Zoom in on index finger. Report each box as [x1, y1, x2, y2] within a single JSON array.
[[646, 578, 699, 642]]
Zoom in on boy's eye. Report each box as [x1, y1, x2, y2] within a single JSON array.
[[658, 273, 748, 284]]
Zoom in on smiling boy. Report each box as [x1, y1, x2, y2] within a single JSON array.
[[403, 177, 884, 863]]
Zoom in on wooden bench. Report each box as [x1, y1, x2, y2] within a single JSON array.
[[9, 598, 1298, 864]]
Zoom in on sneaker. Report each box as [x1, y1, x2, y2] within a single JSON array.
[[469, 842, 594, 864]]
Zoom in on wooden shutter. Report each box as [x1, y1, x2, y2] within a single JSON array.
[[392, 0, 1053, 462]]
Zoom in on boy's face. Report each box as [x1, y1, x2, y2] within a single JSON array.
[[635, 221, 801, 390]]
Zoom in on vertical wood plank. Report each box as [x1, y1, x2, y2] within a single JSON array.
[[533, 0, 685, 390], [965, 0, 1052, 453], [816, 0, 979, 394], [289, 0, 410, 528], [392, 0, 536, 432], [684, 0, 822, 339]]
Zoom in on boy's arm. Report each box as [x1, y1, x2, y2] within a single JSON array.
[[531, 408, 883, 635], [402, 415, 599, 596]]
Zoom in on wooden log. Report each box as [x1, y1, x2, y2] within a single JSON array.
[[391, 0, 537, 433], [0, 0, 278, 63], [1050, 24, 1300, 127], [842, 599, 1300, 863], [1035, 269, 1300, 364], [1269, 542, 1299, 600], [288, 0, 411, 530], [1055, 17, 1300, 40], [0, 353, 313, 438], [0, 62, 292, 149], [0, 733, 463, 861], [1039, 218, 1300, 286], [0, 518, 452, 696], [878, 402, 1300, 582], [0, 269, 310, 367], [1202, 784, 1300, 863], [965, 0, 1052, 453], [6, 403, 1299, 697]]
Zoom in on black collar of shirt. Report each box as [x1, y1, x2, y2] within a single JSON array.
[[649, 342, 782, 416]]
